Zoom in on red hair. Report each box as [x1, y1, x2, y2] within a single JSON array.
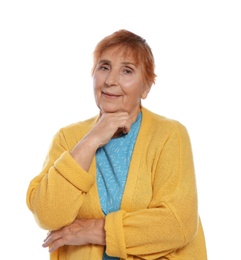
[[91, 29, 156, 87]]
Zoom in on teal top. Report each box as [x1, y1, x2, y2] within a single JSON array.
[[96, 112, 142, 260]]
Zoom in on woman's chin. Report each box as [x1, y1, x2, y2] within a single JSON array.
[[100, 106, 123, 114]]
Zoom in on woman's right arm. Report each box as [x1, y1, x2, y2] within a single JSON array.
[[26, 128, 96, 230], [70, 111, 132, 170], [26, 112, 132, 231]]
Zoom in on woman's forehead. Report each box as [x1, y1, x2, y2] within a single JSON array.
[[100, 46, 138, 63]]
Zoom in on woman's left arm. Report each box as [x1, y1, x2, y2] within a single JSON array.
[[42, 218, 106, 252], [104, 122, 199, 259]]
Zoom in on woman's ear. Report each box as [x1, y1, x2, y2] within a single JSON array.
[[141, 85, 152, 99]]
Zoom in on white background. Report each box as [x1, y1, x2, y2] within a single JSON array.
[[1, 0, 240, 259]]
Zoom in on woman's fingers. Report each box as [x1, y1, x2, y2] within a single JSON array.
[[42, 218, 105, 252]]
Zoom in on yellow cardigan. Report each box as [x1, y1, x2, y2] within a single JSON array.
[[26, 107, 207, 260]]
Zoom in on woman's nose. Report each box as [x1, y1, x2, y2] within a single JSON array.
[[105, 70, 118, 86]]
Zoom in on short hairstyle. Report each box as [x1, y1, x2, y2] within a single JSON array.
[[92, 29, 156, 87]]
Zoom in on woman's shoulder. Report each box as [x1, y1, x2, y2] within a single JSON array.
[[66, 115, 98, 129], [57, 115, 99, 137], [142, 107, 186, 129], [141, 107, 191, 144]]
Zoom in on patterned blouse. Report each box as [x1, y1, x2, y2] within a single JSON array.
[[96, 112, 142, 260]]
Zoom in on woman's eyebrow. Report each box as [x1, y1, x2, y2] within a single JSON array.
[[98, 59, 136, 67], [98, 59, 110, 64], [121, 61, 136, 66]]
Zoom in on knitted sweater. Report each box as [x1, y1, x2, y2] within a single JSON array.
[[26, 107, 207, 260]]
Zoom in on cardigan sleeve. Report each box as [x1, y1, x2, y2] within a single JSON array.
[[105, 122, 199, 259], [26, 128, 95, 231]]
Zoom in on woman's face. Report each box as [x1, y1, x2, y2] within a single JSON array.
[[93, 47, 150, 119]]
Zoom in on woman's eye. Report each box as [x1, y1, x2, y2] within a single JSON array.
[[100, 66, 108, 71], [98, 64, 109, 71], [123, 68, 133, 74]]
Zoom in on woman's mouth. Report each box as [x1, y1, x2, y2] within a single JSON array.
[[102, 91, 121, 98]]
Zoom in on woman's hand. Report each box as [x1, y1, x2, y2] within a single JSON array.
[[88, 112, 132, 147], [70, 112, 132, 171], [42, 218, 106, 252]]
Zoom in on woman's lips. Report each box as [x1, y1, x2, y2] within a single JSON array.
[[102, 92, 121, 98]]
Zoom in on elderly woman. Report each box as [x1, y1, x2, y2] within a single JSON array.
[[26, 29, 207, 260]]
